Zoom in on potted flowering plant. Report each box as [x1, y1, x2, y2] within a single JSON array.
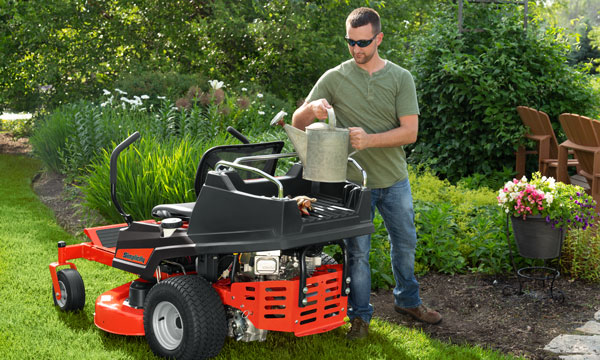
[[497, 172, 596, 259]]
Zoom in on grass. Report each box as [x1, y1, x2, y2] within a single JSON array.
[[0, 153, 518, 360]]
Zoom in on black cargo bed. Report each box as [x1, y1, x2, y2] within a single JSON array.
[[185, 164, 373, 253]]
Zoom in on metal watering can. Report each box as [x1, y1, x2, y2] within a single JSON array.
[[271, 108, 353, 183]]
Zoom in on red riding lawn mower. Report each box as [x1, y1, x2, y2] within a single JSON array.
[[49, 126, 373, 359]]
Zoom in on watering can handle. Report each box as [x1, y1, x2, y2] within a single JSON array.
[[326, 107, 336, 129]]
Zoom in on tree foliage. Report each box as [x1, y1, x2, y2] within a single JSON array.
[[0, 0, 443, 112], [408, 3, 600, 182]]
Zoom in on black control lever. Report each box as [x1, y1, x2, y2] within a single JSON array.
[[226, 126, 250, 144], [110, 131, 140, 225]]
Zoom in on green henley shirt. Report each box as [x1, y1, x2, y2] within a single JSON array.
[[306, 59, 420, 188]]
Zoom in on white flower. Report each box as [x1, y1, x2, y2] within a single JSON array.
[[208, 80, 224, 90], [103, 89, 111, 95], [521, 176, 527, 182], [258, 111, 265, 115], [141, 95, 150, 100], [120, 96, 131, 104], [257, 93, 263, 98], [241, 87, 247, 92], [115, 88, 127, 95], [157, 96, 166, 100]]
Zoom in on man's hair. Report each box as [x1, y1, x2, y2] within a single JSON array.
[[346, 7, 381, 35]]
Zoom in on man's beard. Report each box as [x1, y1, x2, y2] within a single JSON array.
[[352, 49, 375, 64]]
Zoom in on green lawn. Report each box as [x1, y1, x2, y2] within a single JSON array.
[[0, 153, 518, 360]]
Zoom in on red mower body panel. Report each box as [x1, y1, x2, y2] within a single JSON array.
[[214, 264, 347, 337]]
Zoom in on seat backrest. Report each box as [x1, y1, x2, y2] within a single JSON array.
[[517, 106, 559, 158], [558, 113, 600, 174], [194, 141, 285, 197]]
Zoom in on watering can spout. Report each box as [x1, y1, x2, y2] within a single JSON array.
[[270, 110, 308, 164]]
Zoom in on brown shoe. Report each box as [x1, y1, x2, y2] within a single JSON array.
[[346, 317, 369, 340], [395, 304, 442, 325]]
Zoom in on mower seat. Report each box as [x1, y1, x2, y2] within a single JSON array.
[[152, 202, 195, 220]]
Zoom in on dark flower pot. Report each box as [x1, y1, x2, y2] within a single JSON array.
[[510, 215, 565, 259]]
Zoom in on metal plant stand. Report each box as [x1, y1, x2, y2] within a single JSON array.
[[504, 215, 565, 303]]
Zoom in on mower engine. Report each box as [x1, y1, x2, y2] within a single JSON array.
[[236, 250, 323, 281]]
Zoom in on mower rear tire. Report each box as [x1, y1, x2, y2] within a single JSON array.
[[321, 253, 338, 265], [52, 269, 85, 311], [143, 275, 227, 360]]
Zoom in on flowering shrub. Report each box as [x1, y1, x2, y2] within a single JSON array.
[[497, 172, 596, 230]]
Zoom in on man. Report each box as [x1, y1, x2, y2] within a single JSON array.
[[292, 7, 442, 339]]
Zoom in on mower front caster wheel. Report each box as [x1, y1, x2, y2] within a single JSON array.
[[143, 275, 227, 360], [52, 269, 85, 311]]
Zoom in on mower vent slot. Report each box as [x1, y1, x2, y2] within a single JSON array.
[[300, 317, 317, 325], [300, 308, 317, 316], [96, 227, 126, 248], [324, 311, 339, 318], [266, 287, 286, 292], [302, 196, 355, 223], [325, 295, 340, 302], [324, 303, 338, 310], [264, 314, 285, 319]]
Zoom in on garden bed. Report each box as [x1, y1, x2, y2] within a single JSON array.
[[4, 133, 600, 359], [372, 273, 600, 359]]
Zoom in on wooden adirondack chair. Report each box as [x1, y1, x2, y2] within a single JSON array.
[[557, 113, 600, 208], [515, 106, 579, 179]]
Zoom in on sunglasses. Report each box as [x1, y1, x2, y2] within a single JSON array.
[[344, 33, 379, 48]]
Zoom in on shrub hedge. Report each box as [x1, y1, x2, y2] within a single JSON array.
[[409, 3, 600, 182]]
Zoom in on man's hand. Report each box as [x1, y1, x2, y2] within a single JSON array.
[[293, 98, 332, 130], [308, 99, 332, 120], [349, 127, 371, 150]]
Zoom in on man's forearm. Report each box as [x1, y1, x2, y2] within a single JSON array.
[[349, 115, 418, 150], [367, 126, 417, 147], [292, 103, 315, 130], [292, 99, 331, 130]]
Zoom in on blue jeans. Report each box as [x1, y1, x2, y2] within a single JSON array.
[[345, 178, 421, 323]]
